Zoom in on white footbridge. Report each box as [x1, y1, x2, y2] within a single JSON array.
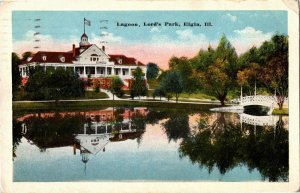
[[210, 95, 277, 114], [239, 113, 279, 126]]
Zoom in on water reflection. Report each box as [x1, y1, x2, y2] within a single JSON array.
[[13, 107, 288, 181], [74, 108, 147, 172], [179, 113, 288, 182]]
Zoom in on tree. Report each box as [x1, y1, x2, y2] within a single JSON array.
[[170, 56, 199, 93], [168, 56, 181, 70], [21, 51, 33, 62], [153, 86, 166, 100], [130, 67, 147, 100], [203, 59, 231, 106], [257, 34, 288, 109], [146, 62, 159, 80], [12, 53, 21, 93], [200, 35, 238, 105], [236, 34, 288, 109], [190, 45, 215, 71], [109, 76, 124, 100], [25, 66, 85, 100], [160, 71, 183, 103]]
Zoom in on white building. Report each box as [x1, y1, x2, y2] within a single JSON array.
[[19, 33, 147, 89]]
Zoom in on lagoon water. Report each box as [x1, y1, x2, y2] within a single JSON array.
[[13, 107, 288, 182]]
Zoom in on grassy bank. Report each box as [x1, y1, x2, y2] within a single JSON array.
[[13, 90, 109, 101], [272, 108, 288, 115], [13, 100, 221, 114]]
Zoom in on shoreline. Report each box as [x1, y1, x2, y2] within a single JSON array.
[[12, 99, 288, 116], [12, 99, 222, 112]]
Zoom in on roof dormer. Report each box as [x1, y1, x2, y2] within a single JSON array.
[[60, 56, 65, 62]]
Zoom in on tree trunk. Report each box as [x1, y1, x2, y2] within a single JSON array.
[[220, 100, 225, 106], [277, 95, 284, 110], [217, 94, 226, 106], [176, 93, 178, 103]]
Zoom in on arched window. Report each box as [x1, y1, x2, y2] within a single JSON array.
[[90, 54, 98, 62], [42, 55, 47, 61]]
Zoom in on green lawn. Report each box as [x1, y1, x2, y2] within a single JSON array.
[[77, 91, 108, 99], [272, 108, 288, 115], [177, 92, 216, 100], [13, 100, 221, 113], [13, 90, 109, 101]]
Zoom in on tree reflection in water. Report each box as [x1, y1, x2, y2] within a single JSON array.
[[13, 118, 23, 160], [178, 113, 288, 182], [13, 108, 288, 181], [163, 115, 190, 142]]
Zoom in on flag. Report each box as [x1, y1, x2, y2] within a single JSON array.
[[84, 18, 91, 26]]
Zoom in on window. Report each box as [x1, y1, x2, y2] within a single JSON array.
[[60, 57, 65, 62], [42, 56, 47, 61], [118, 59, 122, 64], [107, 68, 111, 75]]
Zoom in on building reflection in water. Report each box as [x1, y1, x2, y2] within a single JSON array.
[[74, 107, 147, 173]]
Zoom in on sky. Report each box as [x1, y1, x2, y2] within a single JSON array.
[[12, 11, 287, 69]]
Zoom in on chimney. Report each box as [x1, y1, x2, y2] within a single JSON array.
[[72, 44, 76, 57], [102, 46, 105, 52]]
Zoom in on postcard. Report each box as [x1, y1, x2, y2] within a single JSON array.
[[0, 0, 299, 192]]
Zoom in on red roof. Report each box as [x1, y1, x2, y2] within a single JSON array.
[[25, 51, 74, 64], [23, 46, 145, 66], [109, 54, 145, 66]]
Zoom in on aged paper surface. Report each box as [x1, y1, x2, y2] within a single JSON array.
[[0, 0, 299, 192]]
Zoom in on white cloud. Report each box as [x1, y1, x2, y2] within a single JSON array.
[[150, 27, 161, 33], [233, 26, 273, 39], [230, 26, 273, 54], [225, 13, 237, 22], [175, 29, 207, 43], [91, 32, 123, 43]]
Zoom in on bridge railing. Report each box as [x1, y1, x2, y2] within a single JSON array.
[[240, 113, 278, 126], [240, 95, 276, 106]]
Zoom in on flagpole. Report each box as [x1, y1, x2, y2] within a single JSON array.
[[84, 18, 85, 34]]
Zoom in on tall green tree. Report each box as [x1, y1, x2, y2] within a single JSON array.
[[12, 53, 21, 93], [203, 59, 231, 106], [257, 34, 288, 109], [190, 45, 215, 71], [160, 71, 183, 103], [109, 76, 124, 100], [171, 57, 199, 93], [130, 67, 147, 100], [146, 62, 159, 80], [200, 35, 238, 105], [25, 66, 85, 100]]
